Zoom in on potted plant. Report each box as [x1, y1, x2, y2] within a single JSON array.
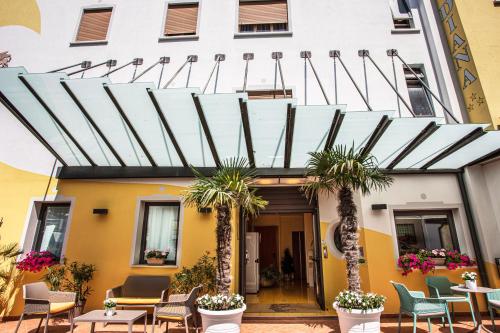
[[103, 299, 117, 316], [303, 146, 393, 333], [183, 157, 267, 332], [334, 291, 386, 333], [171, 252, 217, 295], [445, 250, 475, 270], [428, 249, 447, 266], [144, 249, 169, 265], [16, 251, 57, 273], [281, 249, 294, 281], [44, 261, 67, 291], [462, 271, 477, 290], [65, 261, 96, 315], [397, 252, 435, 276], [260, 266, 279, 287], [197, 294, 246, 332]]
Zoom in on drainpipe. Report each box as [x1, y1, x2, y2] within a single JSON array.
[[456, 172, 490, 287]]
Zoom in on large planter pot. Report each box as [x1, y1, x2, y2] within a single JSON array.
[[334, 303, 383, 333], [74, 300, 86, 317], [146, 258, 165, 265], [430, 258, 446, 266], [260, 277, 276, 288], [198, 304, 246, 333]]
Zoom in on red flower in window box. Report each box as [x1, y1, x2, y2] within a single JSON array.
[[16, 251, 58, 273]]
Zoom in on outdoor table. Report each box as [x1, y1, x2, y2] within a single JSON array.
[[451, 285, 495, 333], [69, 310, 147, 333]]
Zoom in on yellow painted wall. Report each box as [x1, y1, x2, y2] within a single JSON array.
[[436, 0, 500, 128], [0, 0, 41, 34]]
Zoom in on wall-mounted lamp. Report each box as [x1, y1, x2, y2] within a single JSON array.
[[371, 204, 387, 210], [198, 207, 212, 214], [93, 209, 108, 215]]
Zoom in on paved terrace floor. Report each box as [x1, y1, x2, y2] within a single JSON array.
[[1, 316, 497, 332]]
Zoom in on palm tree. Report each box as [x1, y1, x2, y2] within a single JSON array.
[[302, 146, 392, 292], [183, 158, 267, 295], [0, 218, 21, 314]]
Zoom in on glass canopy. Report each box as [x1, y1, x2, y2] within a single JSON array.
[[1, 67, 499, 173]]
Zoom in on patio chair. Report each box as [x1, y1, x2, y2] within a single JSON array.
[[14, 282, 76, 333], [106, 275, 170, 309], [487, 289, 500, 331], [425, 276, 476, 326], [151, 285, 202, 333], [391, 281, 454, 333]]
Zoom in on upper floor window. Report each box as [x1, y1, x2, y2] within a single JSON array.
[[75, 8, 113, 42], [33, 203, 71, 259], [139, 202, 181, 265], [164, 3, 199, 37], [238, 0, 289, 33], [394, 210, 459, 255], [390, 0, 413, 29], [404, 66, 435, 116]]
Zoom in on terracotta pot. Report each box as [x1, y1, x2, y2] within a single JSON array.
[[431, 258, 446, 266], [259, 277, 276, 288], [198, 304, 246, 333], [146, 258, 165, 265], [334, 303, 383, 333]]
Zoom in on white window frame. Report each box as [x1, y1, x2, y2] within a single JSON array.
[[130, 194, 185, 268], [70, 4, 115, 46], [19, 195, 75, 262], [234, 0, 293, 38], [159, 0, 201, 42], [390, 0, 421, 34]]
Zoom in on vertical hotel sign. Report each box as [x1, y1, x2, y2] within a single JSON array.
[[436, 0, 492, 125]]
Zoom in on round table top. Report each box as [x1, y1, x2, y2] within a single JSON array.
[[451, 285, 495, 293]]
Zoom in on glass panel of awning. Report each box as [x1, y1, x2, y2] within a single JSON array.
[[62, 77, 151, 166], [247, 99, 293, 168], [0, 67, 90, 166], [371, 117, 444, 168], [396, 124, 489, 169], [105, 83, 183, 166], [20, 73, 120, 166], [149, 88, 215, 167], [197, 93, 248, 162], [430, 131, 500, 169], [333, 111, 394, 151], [290, 105, 346, 168]]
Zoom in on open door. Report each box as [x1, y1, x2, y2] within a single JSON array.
[[245, 232, 260, 294], [312, 210, 326, 309]]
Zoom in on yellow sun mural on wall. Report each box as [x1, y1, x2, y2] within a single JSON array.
[[0, 0, 41, 34]]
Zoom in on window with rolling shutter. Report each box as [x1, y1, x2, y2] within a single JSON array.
[[239, 89, 293, 100], [75, 8, 112, 42], [164, 3, 199, 37], [238, 0, 289, 33]]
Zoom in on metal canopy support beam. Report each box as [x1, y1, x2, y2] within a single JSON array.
[[60, 81, 126, 167], [101, 58, 143, 78], [19, 75, 97, 166], [56, 166, 462, 179], [242, 53, 254, 92], [147, 89, 188, 167], [360, 115, 392, 158], [130, 57, 170, 84], [421, 127, 486, 169], [164, 55, 197, 89], [68, 59, 115, 76], [0, 91, 67, 166], [387, 121, 439, 169], [103, 84, 157, 167], [48, 61, 91, 73], [301, 51, 330, 105], [192, 93, 221, 167], [464, 148, 500, 168], [324, 109, 345, 150], [239, 98, 255, 168], [284, 104, 296, 168]]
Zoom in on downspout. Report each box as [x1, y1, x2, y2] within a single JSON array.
[[456, 172, 490, 287]]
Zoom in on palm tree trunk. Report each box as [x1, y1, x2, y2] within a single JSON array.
[[338, 186, 361, 292], [215, 204, 232, 295]]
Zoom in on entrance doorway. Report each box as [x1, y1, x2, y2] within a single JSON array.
[[240, 187, 325, 314]]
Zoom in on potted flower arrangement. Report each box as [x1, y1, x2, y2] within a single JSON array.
[[260, 266, 279, 288], [197, 294, 246, 332], [144, 249, 169, 265], [16, 251, 58, 273], [183, 158, 267, 333], [103, 299, 116, 316], [445, 250, 475, 270], [302, 146, 393, 333], [462, 271, 477, 290], [428, 249, 447, 266], [334, 291, 386, 333], [397, 252, 435, 276]]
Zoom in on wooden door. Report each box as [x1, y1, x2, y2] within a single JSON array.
[[254, 226, 278, 270], [292, 231, 306, 281]]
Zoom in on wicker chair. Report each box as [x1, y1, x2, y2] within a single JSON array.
[[152, 285, 202, 333], [391, 281, 454, 333], [14, 282, 76, 333], [487, 289, 500, 331], [425, 276, 476, 326]]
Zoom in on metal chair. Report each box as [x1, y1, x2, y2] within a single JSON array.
[[425, 276, 476, 326], [14, 282, 76, 333], [391, 281, 454, 333], [152, 285, 202, 333], [487, 289, 500, 332]]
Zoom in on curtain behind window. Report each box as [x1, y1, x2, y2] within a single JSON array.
[[145, 205, 179, 262]]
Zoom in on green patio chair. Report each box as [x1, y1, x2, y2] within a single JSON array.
[[487, 289, 500, 331], [391, 281, 454, 333], [425, 276, 476, 326]]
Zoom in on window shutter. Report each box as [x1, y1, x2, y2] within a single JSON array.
[[76, 8, 112, 42], [389, 0, 411, 19], [247, 89, 292, 100], [164, 4, 199, 36], [239, 1, 288, 25]]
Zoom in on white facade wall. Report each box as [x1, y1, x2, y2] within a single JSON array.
[[0, 0, 466, 175]]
